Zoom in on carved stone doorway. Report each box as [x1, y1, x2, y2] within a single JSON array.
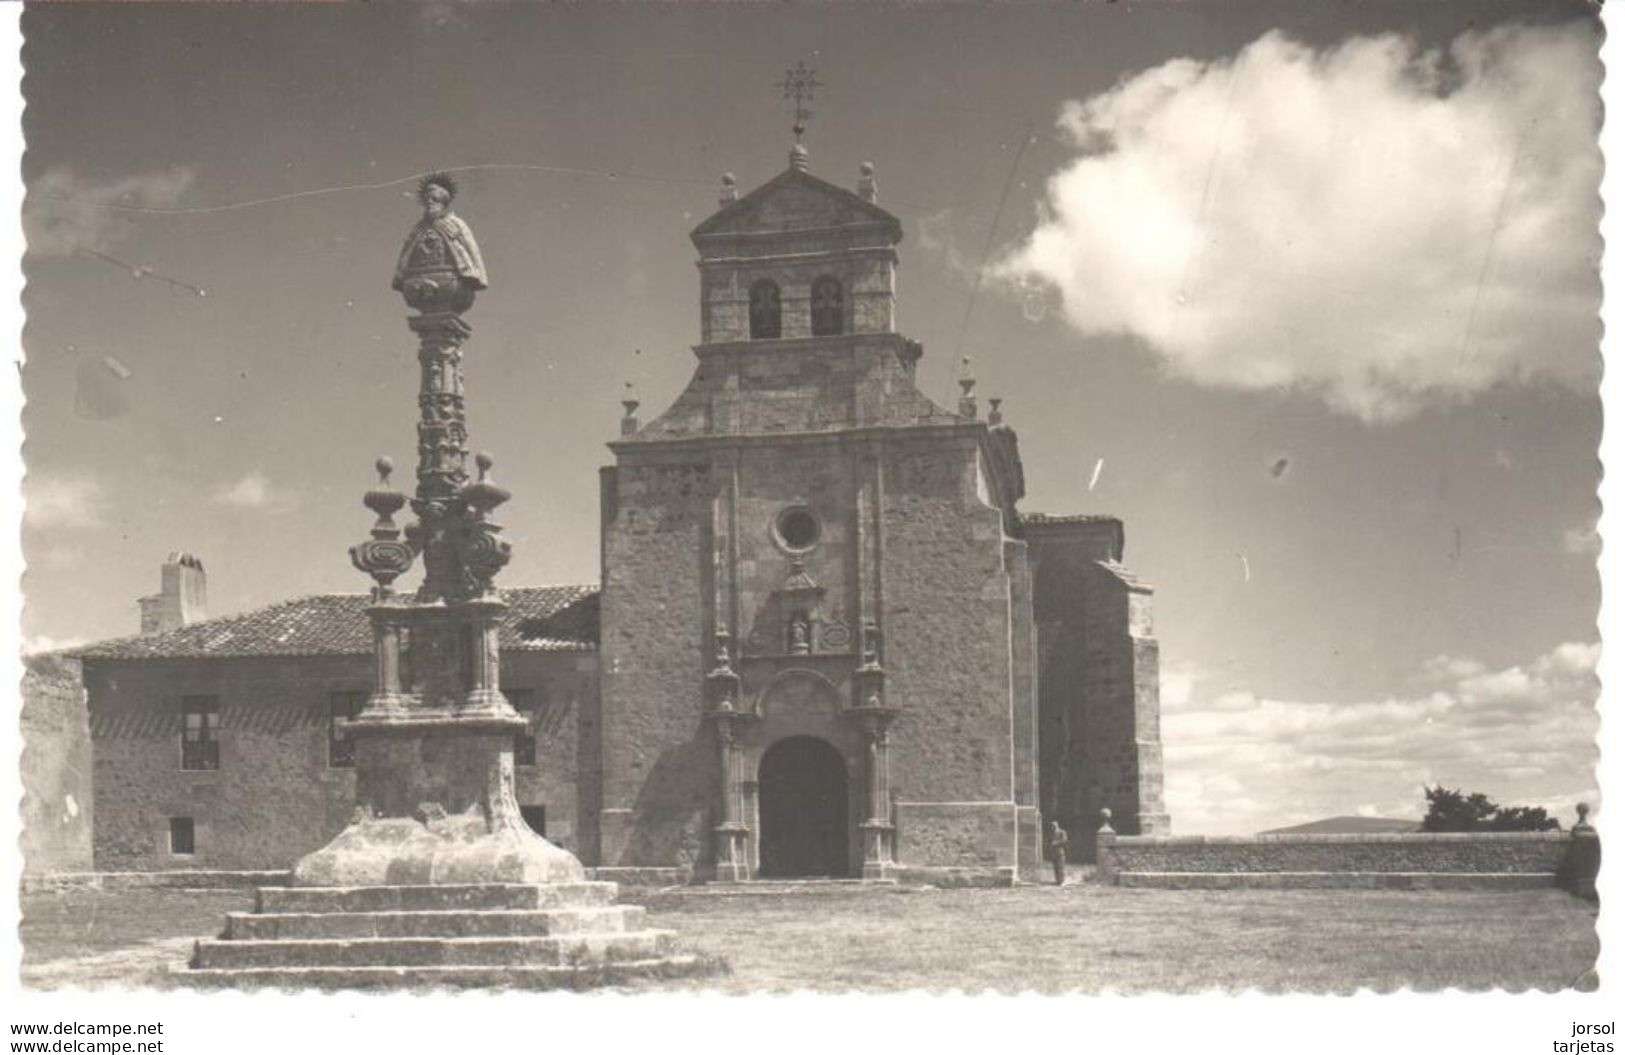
[[757, 736, 849, 878]]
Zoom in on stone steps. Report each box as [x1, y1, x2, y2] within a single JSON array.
[[179, 957, 710, 991], [182, 883, 715, 989], [225, 905, 645, 940], [255, 882, 617, 914], [192, 930, 678, 969]]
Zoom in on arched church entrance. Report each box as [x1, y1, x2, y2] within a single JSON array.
[[757, 736, 849, 878]]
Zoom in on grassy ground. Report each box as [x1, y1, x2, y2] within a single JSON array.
[[624, 884, 1599, 994], [21, 888, 252, 989], [19, 882, 1598, 993]]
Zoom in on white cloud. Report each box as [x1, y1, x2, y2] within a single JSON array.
[[24, 474, 106, 530], [212, 470, 298, 514], [1419, 653, 1487, 682], [915, 209, 981, 286], [23, 633, 87, 655], [25, 167, 195, 259], [996, 23, 1602, 423], [1159, 662, 1199, 709], [1163, 641, 1600, 834]]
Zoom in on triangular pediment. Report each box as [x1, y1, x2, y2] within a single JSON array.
[[691, 167, 902, 244]]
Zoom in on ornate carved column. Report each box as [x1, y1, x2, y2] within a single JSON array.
[[292, 174, 582, 888], [848, 621, 897, 879], [705, 629, 753, 881]]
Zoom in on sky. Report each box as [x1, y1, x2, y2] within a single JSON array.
[[17, 0, 1603, 834]]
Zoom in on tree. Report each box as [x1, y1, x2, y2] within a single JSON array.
[[1486, 805, 1562, 832], [1421, 785, 1561, 832]]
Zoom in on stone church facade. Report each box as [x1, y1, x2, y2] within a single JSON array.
[[48, 153, 1167, 883], [593, 153, 1166, 883]]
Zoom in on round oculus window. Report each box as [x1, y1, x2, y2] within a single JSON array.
[[774, 507, 821, 551]]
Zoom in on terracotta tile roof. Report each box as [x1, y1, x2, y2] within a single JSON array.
[[71, 585, 599, 661]]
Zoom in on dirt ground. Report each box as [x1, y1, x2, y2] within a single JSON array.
[[20, 881, 1598, 994]]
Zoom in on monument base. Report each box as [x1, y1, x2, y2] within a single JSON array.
[[184, 881, 718, 990], [190, 713, 717, 988], [292, 719, 584, 887], [291, 810, 585, 887]]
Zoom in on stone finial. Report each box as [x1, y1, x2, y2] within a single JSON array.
[[1097, 807, 1115, 834], [957, 356, 978, 419], [719, 172, 738, 206], [363, 459, 407, 526], [352, 456, 415, 595], [789, 143, 810, 173], [1575, 802, 1594, 832], [987, 397, 1004, 426], [461, 452, 510, 516], [858, 161, 878, 203], [620, 381, 641, 436]]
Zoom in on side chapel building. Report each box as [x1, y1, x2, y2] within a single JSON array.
[[58, 147, 1169, 884]]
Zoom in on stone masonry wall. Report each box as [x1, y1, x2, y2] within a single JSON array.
[[883, 437, 1021, 870], [86, 650, 585, 872], [1028, 519, 1168, 862], [599, 429, 1030, 875], [597, 459, 714, 871], [1100, 832, 1573, 879], [21, 654, 94, 874]]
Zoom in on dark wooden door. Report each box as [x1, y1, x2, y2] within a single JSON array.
[[758, 736, 849, 878]]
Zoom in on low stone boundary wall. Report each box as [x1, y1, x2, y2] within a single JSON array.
[[888, 865, 1016, 888], [22, 869, 290, 894], [1098, 826, 1599, 894], [1115, 871, 1559, 891]]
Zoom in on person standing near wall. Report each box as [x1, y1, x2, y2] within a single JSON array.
[[1046, 821, 1069, 886]]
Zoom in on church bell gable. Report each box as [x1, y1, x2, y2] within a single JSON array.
[[690, 167, 902, 244], [691, 166, 903, 344]]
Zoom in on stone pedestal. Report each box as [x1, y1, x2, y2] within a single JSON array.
[[292, 719, 583, 888], [859, 822, 897, 880], [712, 822, 751, 882]]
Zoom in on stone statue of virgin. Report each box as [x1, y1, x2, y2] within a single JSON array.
[[392, 172, 488, 312]]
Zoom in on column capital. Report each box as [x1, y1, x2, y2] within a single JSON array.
[[407, 311, 474, 341]]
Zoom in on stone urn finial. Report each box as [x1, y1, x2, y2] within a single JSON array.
[[858, 161, 878, 203], [352, 456, 415, 595], [461, 451, 510, 517]]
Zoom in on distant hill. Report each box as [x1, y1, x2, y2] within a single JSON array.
[[1260, 816, 1421, 835]]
